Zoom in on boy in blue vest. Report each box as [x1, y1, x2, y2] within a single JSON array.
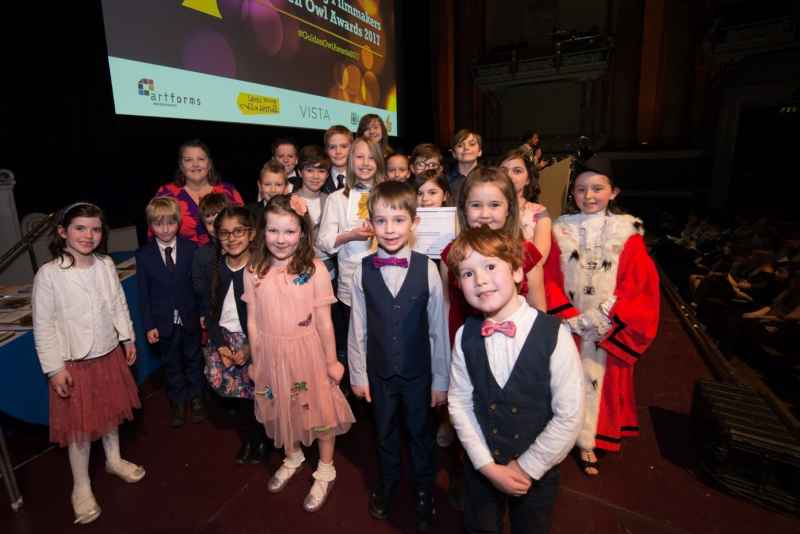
[[446, 226, 583, 534], [348, 181, 450, 532]]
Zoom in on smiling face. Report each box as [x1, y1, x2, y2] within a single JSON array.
[[150, 217, 180, 246], [365, 119, 383, 143], [58, 216, 103, 262], [412, 156, 441, 176], [265, 212, 302, 268], [299, 164, 328, 193], [179, 146, 211, 186], [457, 249, 523, 321], [417, 181, 448, 208], [274, 144, 297, 175], [259, 172, 287, 201], [368, 202, 419, 255], [386, 155, 410, 182], [351, 140, 377, 185], [499, 157, 530, 199], [572, 172, 619, 215], [218, 216, 254, 262], [465, 183, 510, 230], [452, 134, 482, 164], [326, 133, 351, 171]]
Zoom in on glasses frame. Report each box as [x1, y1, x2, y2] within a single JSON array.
[[217, 227, 253, 240]]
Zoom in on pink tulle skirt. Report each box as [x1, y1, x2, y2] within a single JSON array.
[[49, 345, 141, 448]]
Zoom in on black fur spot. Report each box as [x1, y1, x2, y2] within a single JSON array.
[[592, 380, 598, 391], [568, 291, 575, 301], [602, 260, 612, 272], [569, 250, 580, 263], [633, 221, 643, 231]]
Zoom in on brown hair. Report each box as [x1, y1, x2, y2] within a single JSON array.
[[367, 181, 418, 219], [271, 137, 298, 157], [296, 145, 331, 173], [451, 129, 483, 150], [146, 196, 182, 225], [344, 137, 387, 196], [456, 166, 522, 239], [49, 202, 110, 268], [566, 169, 626, 215], [410, 143, 443, 167], [248, 195, 316, 278], [198, 192, 231, 219], [411, 169, 452, 207], [260, 159, 288, 184], [173, 139, 222, 186], [497, 150, 540, 201], [324, 125, 354, 146], [356, 114, 392, 156], [446, 226, 524, 291], [209, 207, 256, 321]]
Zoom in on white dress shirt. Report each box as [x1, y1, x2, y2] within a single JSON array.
[[449, 297, 584, 480], [316, 188, 377, 305], [348, 245, 450, 391], [218, 262, 244, 334]]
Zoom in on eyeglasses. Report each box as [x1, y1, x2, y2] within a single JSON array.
[[217, 227, 252, 240], [414, 161, 441, 170]]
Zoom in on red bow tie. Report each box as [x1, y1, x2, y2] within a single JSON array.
[[373, 257, 409, 268], [481, 320, 516, 338]]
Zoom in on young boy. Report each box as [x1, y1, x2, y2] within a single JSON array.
[[386, 152, 411, 182], [348, 181, 449, 531], [446, 226, 583, 534], [272, 137, 298, 189], [323, 125, 352, 193], [136, 197, 207, 428], [447, 130, 483, 201], [245, 160, 288, 221], [409, 143, 442, 178], [193, 193, 231, 326]]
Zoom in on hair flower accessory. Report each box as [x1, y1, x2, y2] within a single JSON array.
[[289, 195, 308, 217]]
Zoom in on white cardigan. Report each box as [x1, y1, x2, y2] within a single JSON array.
[[32, 255, 135, 375]]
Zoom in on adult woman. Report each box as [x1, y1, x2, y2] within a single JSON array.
[[154, 139, 244, 245]]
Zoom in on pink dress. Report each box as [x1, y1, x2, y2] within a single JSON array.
[[520, 202, 546, 242], [242, 259, 354, 448]]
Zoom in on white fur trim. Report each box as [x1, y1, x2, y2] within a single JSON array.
[[577, 339, 606, 450]]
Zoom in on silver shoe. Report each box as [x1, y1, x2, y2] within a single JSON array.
[[105, 460, 146, 483], [303, 478, 335, 512], [72, 492, 101, 525], [267, 465, 301, 493]]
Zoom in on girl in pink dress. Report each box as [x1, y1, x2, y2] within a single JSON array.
[[243, 195, 354, 512]]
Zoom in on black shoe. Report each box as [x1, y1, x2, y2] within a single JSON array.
[[448, 462, 465, 511], [369, 479, 399, 520], [248, 439, 270, 466], [190, 397, 208, 424], [234, 440, 252, 466], [412, 486, 436, 532], [170, 402, 187, 428]]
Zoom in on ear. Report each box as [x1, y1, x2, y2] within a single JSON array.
[[477, 147, 483, 157], [512, 265, 524, 285], [610, 187, 620, 200], [409, 215, 421, 232], [366, 217, 375, 231], [57, 225, 67, 239]]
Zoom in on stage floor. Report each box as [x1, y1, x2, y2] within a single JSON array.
[[2, 297, 799, 533]]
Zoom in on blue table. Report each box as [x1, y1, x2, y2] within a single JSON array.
[[0, 256, 161, 426]]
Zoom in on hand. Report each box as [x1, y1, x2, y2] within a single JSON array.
[[146, 328, 159, 344], [430, 390, 448, 408], [327, 361, 345, 384], [231, 344, 251, 367], [507, 460, 532, 485], [737, 281, 751, 289], [742, 312, 756, 319], [352, 385, 371, 403], [124, 343, 137, 366], [219, 347, 234, 369], [479, 462, 531, 496], [200, 317, 206, 330], [350, 224, 374, 241], [49, 369, 74, 398]]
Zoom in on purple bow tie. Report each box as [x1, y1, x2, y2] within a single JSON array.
[[373, 257, 409, 268]]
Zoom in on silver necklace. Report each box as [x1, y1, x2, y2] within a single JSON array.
[[578, 217, 607, 295]]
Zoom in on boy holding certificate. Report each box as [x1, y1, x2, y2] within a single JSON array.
[[348, 181, 450, 532]]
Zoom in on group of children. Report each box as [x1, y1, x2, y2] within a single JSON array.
[[32, 116, 660, 532]]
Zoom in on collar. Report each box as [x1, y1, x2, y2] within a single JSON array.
[[354, 182, 373, 190], [376, 245, 412, 261], [484, 296, 528, 324], [578, 209, 607, 222], [157, 238, 177, 252]]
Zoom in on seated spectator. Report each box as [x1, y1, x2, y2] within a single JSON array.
[[689, 241, 749, 304], [777, 232, 800, 263], [746, 217, 781, 252]]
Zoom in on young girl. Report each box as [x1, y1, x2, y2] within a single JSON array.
[[543, 155, 659, 475], [204, 207, 270, 466], [32, 202, 144, 524], [317, 136, 385, 336], [357, 114, 392, 156], [412, 169, 452, 208], [244, 195, 355, 512], [385, 152, 411, 182]]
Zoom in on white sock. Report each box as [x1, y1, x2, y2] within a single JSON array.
[[275, 449, 304, 480], [101, 430, 139, 477], [68, 442, 95, 513], [309, 461, 336, 499]]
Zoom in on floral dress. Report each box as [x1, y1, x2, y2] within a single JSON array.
[[520, 202, 546, 242], [154, 182, 244, 245], [242, 259, 354, 448]]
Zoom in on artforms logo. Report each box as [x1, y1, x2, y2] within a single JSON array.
[[137, 78, 202, 108]]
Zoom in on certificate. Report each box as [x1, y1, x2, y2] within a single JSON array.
[[411, 208, 457, 259], [346, 190, 371, 230]]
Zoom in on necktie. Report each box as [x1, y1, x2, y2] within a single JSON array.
[[373, 257, 409, 268], [336, 174, 345, 190], [481, 320, 516, 338], [164, 246, 175, 273]]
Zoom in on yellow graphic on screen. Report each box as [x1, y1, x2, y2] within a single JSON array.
[[237, 93, 280, 115], [182, 0, 222, 19]]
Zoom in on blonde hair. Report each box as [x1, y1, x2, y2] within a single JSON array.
[[146, 196, 182, 225], [344, 137, 386, 195], [260, 159, 288, 184], [456, 166, 521, 239]]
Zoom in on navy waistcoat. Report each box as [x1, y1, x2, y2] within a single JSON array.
[[462, 311, 561, 465], [363, 251, 431, 381]]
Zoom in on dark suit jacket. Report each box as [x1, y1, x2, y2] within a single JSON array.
[[245, 200, 266, 223], [322, 172, 346, 195], [136, 237, 200, 338], [204, 263, 248, 351]]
